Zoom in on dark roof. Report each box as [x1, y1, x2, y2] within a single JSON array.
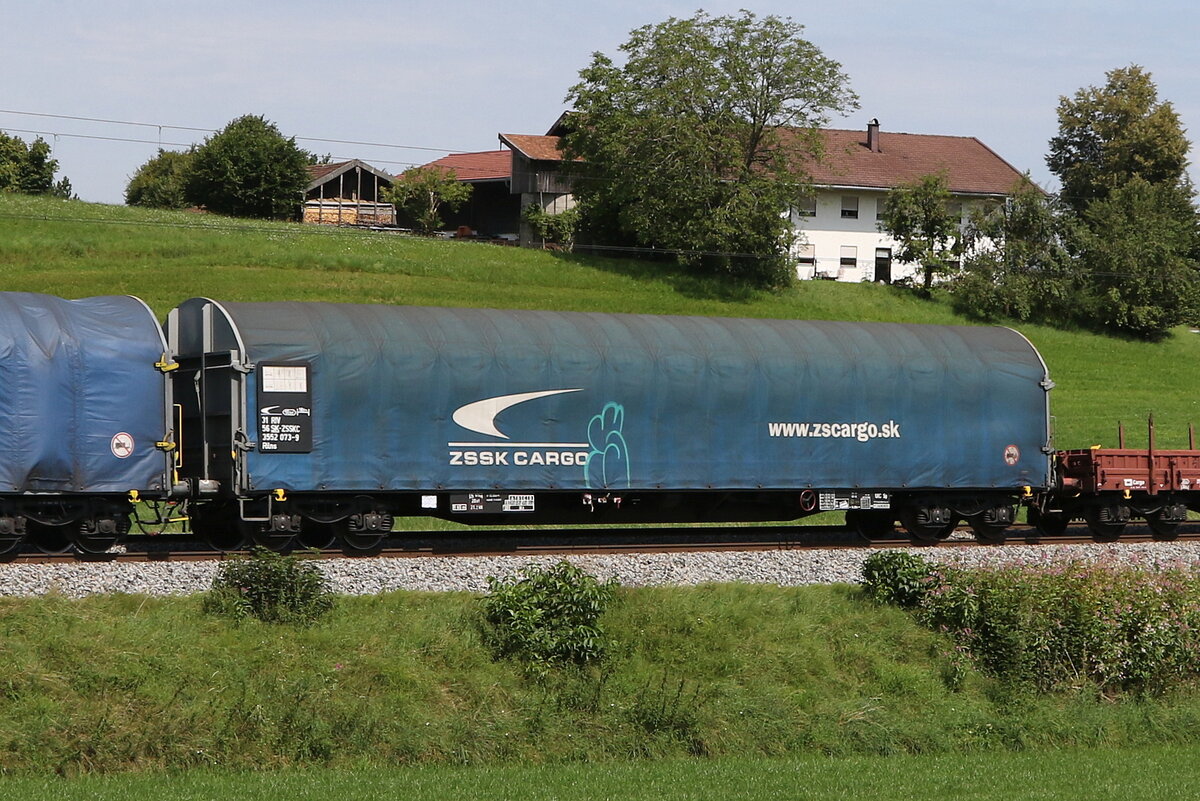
[[498, 133, 570, 162], [307, 161, 347, 183], [304, 159, 395, 192], [421, 122, 1027, 195], [799, 128, 1026, 196], [420, 150, 512, 182]]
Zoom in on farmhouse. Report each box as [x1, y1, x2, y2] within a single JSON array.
[[792, 120, 1026, 282], [418, 119, 1026, 281]]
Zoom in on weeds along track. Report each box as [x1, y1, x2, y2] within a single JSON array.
[[5, 523, 1199, 564]]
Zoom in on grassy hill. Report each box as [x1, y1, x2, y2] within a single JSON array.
[[1, 193, 1197, 448], [5, 585, 1200, 777]]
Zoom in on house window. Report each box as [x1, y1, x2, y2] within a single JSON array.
[[840, 246, 857, 268], [841, 196, 859, 219], [875, 196, 886, 220], [797, 244, 816, 266], [796, 196, 817, 217], [946, 201, 964, 222]]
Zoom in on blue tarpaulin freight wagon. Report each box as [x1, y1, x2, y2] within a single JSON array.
[[0, 292, 174, 552], [0, 293, 172, 494], [167, 299, 1052, 534]]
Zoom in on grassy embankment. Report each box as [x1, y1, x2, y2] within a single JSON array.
[[6, 586, 1200, 778]]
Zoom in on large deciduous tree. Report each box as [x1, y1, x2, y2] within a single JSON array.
[[563, 10, 857, 287], [183, 115, 310, 219], [125, 149, 194, 209], [1046, 65, 1199, 339], [1047, 65, 1191, 214], [1073, 177, 1200, 340]]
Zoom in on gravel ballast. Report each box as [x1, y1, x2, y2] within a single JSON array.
[[3, 541, 1200, 598]]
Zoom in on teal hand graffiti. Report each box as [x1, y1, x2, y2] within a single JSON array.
[[584, 402, 631, 489]]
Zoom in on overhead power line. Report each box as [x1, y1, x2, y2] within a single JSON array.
[[0, 125, 511, 179], [0, 108, 468, 154]]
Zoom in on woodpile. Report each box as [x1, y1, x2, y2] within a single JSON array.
[[303, 200, 396, 226]]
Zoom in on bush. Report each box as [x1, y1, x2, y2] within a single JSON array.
[[868, 556, 1200, 694], [522, 203, 579, 249], [203, 547, 334, 625], [482, 561, 618, 673], [183, 115, 310, 219], [125, 148, 193, 209], [859, 551, 934, 608]]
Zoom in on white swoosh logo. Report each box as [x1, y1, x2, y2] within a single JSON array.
[[452, 389, 582, 439]]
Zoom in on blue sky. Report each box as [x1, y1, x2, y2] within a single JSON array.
[[3, 0, 1196, 204]]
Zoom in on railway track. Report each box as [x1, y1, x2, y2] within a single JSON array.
[[5, 522, 1200, 564]]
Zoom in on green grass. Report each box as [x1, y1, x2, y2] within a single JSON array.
[[3, 194, 1196, 448], [2, 746, 1199, 800], [5, 585, 1200, 776]]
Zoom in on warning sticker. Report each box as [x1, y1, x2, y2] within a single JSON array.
[[111, 432, 135, 459], [1004, 445, 1020, 466]]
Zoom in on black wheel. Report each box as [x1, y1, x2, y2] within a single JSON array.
[[341, 507, 392, 552], [298, 519, 343, 550], [846, 509, 896, 541], [1028, 507, 1069, 537], [25, 520, 73, 554], [967, 515, 1008, 545], [899, 508, 956, 543], [248, 522, 295, 553], [190, 504, 245, 551], [341, 530, 385, 552], [1147, 513, 1180, 541], [1084, 507, 1125, 543], [73, 514, 129, 555], [74, 530, 118, 555], [0, 534, 23, 558]]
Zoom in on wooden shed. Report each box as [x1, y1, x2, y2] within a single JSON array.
[[304, 160, 396, 226]]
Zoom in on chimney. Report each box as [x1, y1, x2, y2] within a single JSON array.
[[867, 118, 881, 152]]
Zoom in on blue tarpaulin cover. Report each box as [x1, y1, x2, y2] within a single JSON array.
[[0, 293, 169, 494], [179, 301, 1053, 495]]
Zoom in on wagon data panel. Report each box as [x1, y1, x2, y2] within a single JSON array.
[[257, 362, 313, 453]]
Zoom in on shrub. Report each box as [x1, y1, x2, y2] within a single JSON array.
[[482, 561, 618, 673], [383, 166, 471, 235], [859, 551, 934, 608], [203, 547, 334, 625], [912, 559, 1200, 694], [183, 115, 310, 219], [125, 148, 193, 209], [522, 203, 580, 250]]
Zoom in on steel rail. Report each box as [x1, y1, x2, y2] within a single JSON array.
[[4, 522, 1200, 564]]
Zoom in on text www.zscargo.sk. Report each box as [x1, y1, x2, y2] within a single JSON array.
[[767, 420, 901, 442]]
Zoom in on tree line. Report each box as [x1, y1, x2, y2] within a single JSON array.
[[880, 66, 1198, 341]]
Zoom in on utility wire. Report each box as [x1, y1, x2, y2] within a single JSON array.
[[0, 124, 519, 180], [0, 108, 469, 153]]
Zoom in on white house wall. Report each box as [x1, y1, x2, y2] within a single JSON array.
[[790, 189, 990, 283]]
